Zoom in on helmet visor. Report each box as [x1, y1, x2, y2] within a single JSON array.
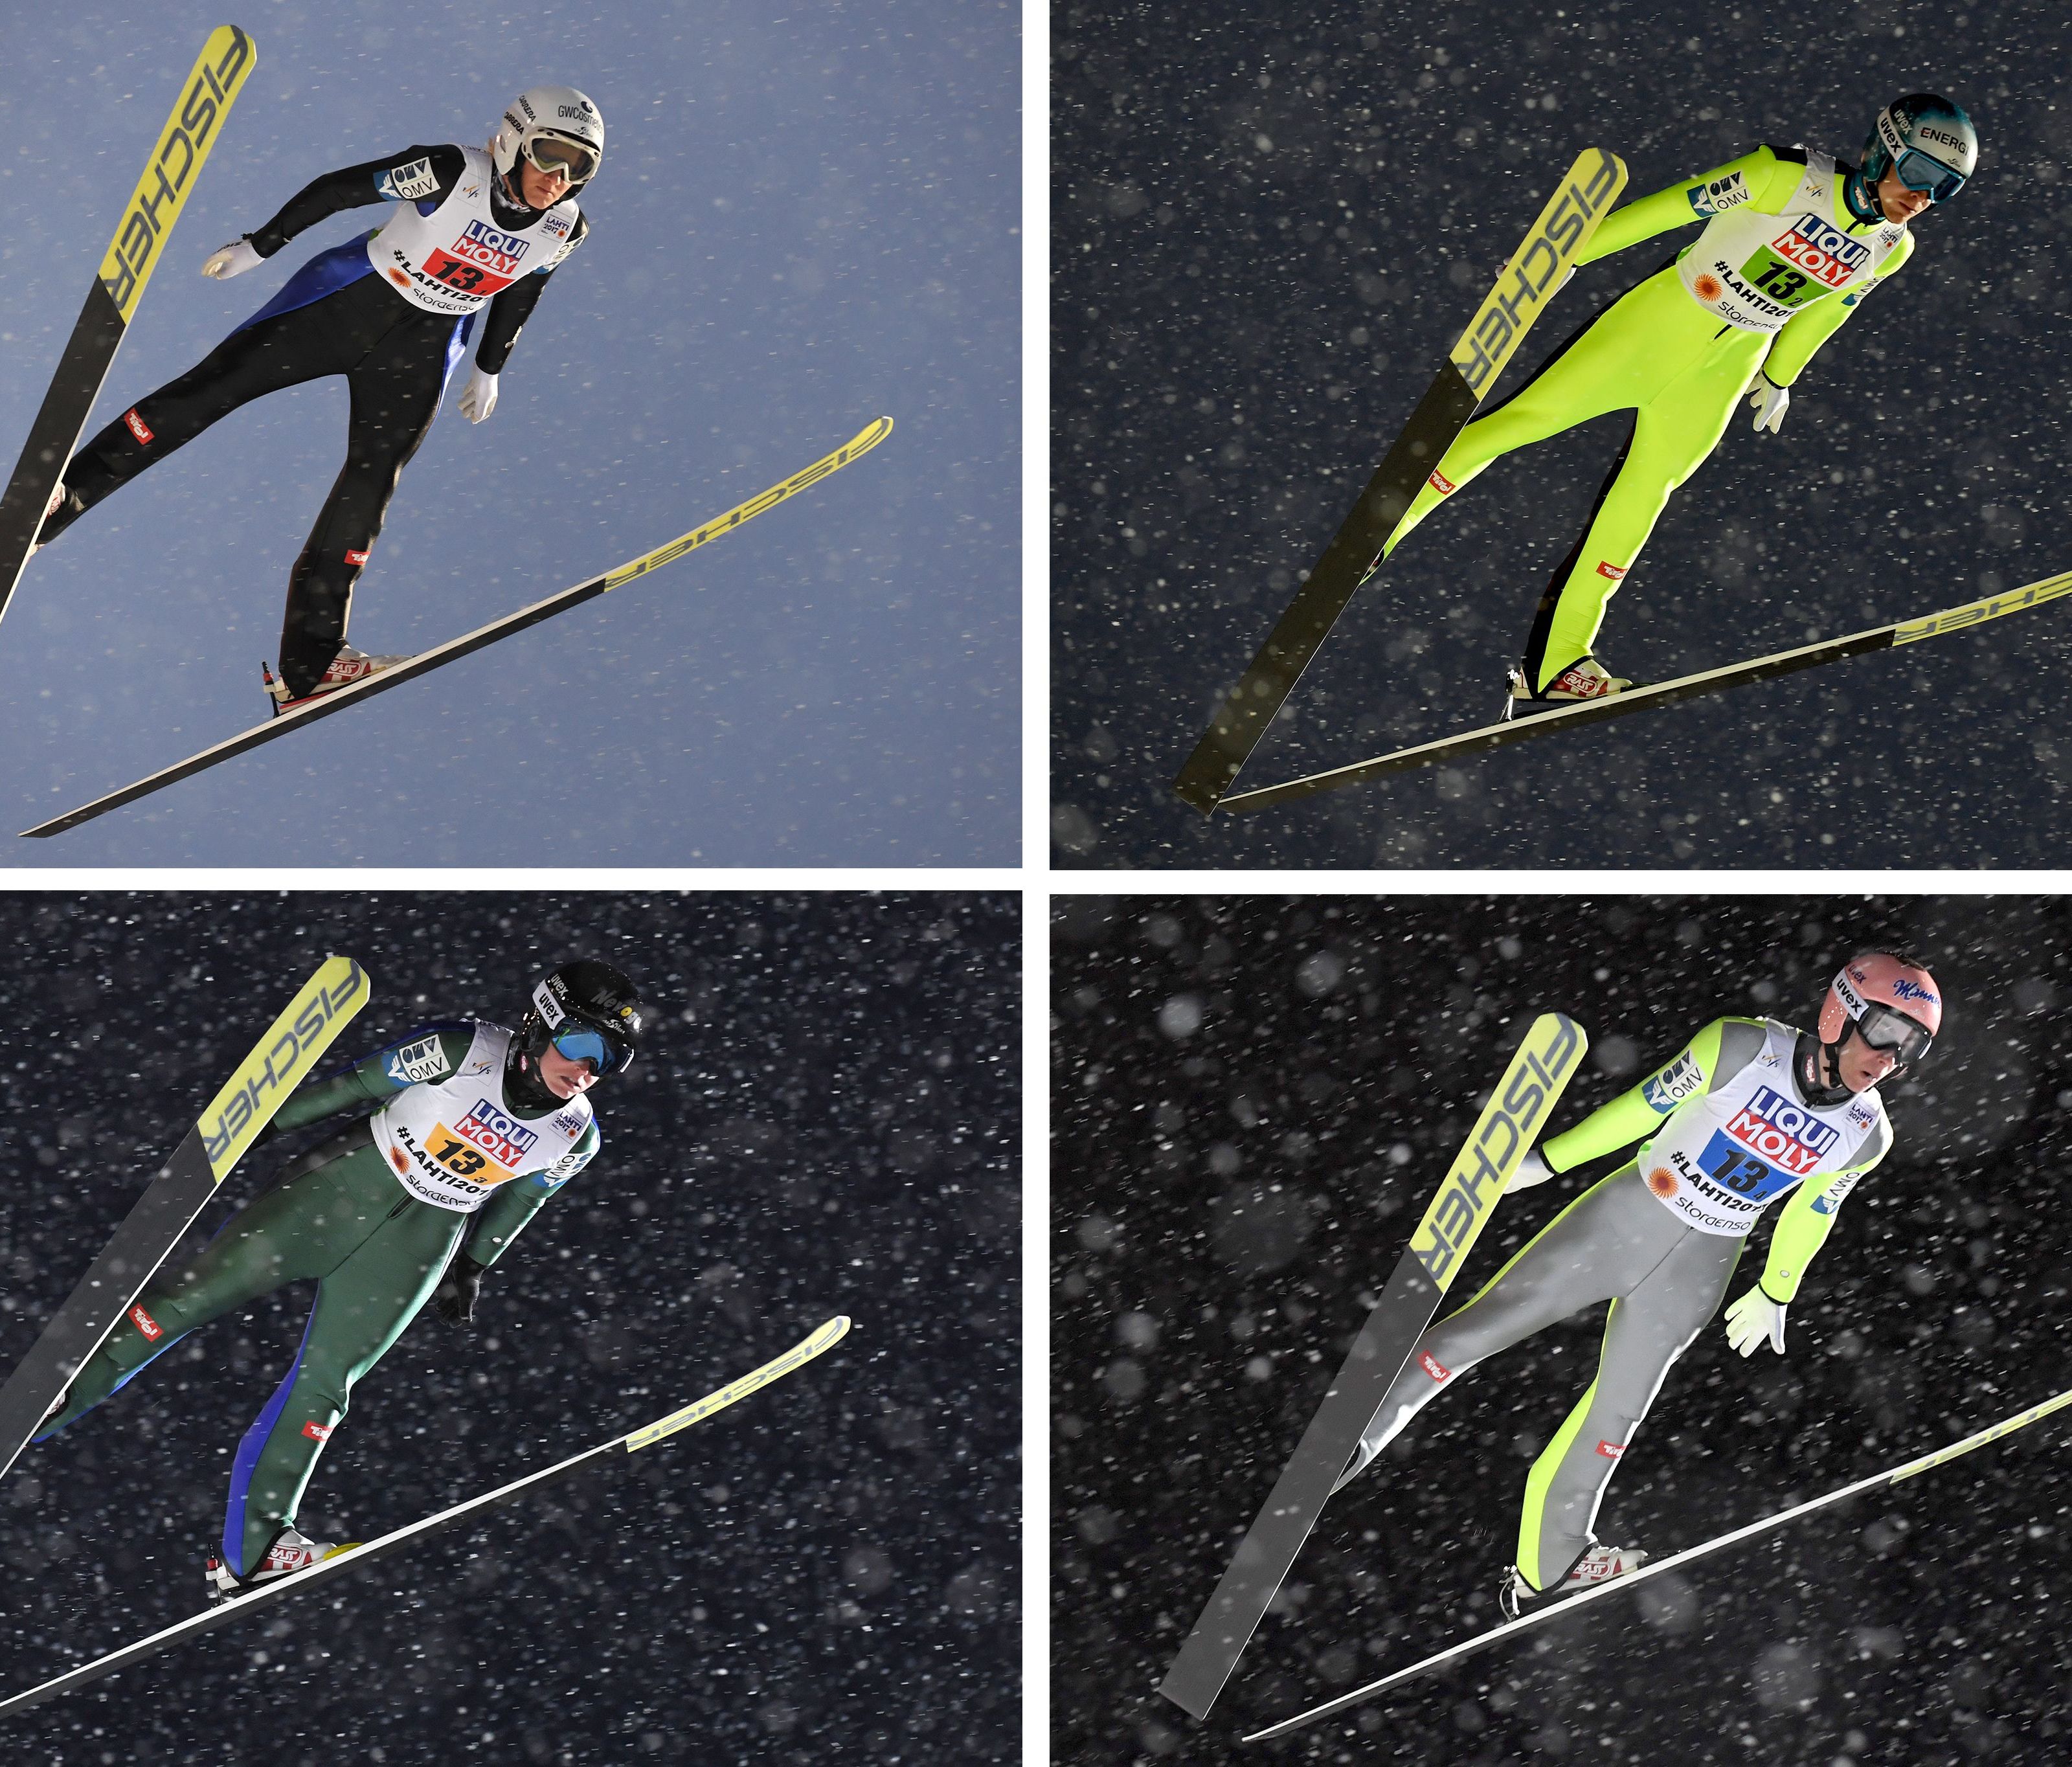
[[521, 131, 599, 186], [548, 1024, 631, 1077], [1854, 1002, 1934, 1066], [1891, 144, 1967, 203]]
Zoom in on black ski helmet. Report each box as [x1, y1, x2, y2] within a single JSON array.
[[506, 960, 644, 1107]]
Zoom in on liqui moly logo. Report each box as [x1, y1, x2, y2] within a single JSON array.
[[451, 217, 530, 276], [1771, 216, 1870, 289], [1726, 1086, 1841, 1176], [457, 1098, 539, 1167]]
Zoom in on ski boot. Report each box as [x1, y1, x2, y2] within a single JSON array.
[[1498, 1544, 1649, 1619], [264, 644, 409, 717], [206, 1524, 358, 1603], [1502, 656, 1633, 722]]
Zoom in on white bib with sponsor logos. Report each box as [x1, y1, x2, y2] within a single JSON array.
[[365, 145, 580, 317], [371, 1022, 594, 1211], [1676, 151, 1906, 334], [1638, 1020, 1885, 1237]]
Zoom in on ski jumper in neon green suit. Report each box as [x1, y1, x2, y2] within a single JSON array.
[[1380, 145, 1917, 693], [36, 1021, 599, 1578], [1337, 1016, 1891, 1595]]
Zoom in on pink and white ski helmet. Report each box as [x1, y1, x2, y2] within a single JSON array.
[[1818, 951, 1941, 1066]]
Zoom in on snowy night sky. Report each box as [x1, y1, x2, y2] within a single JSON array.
[[1053, 2, 2072, 866], [1054, 896, 2072, 1763], [0, 892, 1019, 1762], [3, 0, 1017, 865]]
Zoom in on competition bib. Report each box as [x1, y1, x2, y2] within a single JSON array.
[[372, 1021, 594, 1211], [365, 144, 580, 316], [1638, 1020, 1884, 1236], [1677, 150, 1906, 333]]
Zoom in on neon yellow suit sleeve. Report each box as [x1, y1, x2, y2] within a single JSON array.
[[1762, 227, 1913, 385], [1577, 146, 1801, 264], [1760, 1149, 1882, 1301], [1542, 1019, 1730, 1170]]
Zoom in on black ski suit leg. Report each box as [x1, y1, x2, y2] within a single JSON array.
[[276, 313, 453, 697], [39, 303, 346, 545]]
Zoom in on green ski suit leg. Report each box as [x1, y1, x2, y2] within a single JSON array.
[[1379, 266, 1770, 692], [38, 1133, 464, 1576], [1343, 1165, 1740, 1592]]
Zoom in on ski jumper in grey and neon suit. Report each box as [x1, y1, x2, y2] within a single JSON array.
[[1377, 145, 1917, 693], [36, 1020, 599, 1578], [1338, 1015, 1893, 1595]]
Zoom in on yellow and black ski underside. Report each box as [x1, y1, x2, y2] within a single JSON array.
[[23, 418, 893, 837]]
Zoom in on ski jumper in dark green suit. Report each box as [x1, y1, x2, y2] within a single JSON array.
[[1380, 145, 1917, 693], [36, 1020, 600, 1577]]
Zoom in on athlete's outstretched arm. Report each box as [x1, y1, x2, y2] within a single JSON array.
[[1761, 229, 1915, 386], [462, 1122, 601, 1265], [1755, 1121, 1891, 1303], [1538, 1017, 1770, 1175], [473, 211, 588, 376], [244, 145, 471, 258], [1575, 146, 1806, 265], [263, 1022, 475, 1136], [1539, 1019, 1731, 1169]]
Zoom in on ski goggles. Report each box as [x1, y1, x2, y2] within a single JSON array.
[[520, 131, 599, 186], [546, 1024, 633, 1077], [1888, 145, 1967, 204], [1852, 1002, 1934, 1066]]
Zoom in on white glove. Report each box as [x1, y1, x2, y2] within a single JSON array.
[[1507, 1149, 1554, 1191], [1724, 1285, 1788, 1358], [201, 239, 263, 280], [458, 367, 500, 425], [1745, 370, 1790, 434]]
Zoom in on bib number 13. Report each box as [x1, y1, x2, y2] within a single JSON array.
[[1707, 1144, 1772, 1194], [429, 1132, 490, 1178], [420, 250, 513, 297]]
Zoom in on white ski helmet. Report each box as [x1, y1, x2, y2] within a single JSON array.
[[491, 84, 603, 192]]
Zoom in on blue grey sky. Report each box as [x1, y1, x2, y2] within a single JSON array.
[[3, 1, 1019, 864]]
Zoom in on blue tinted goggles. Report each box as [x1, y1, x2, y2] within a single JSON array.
[[548, 1026, 629, 1076], [1891, 146, 1967, 204]]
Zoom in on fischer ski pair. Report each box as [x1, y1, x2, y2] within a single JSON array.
[[1159, 1015, 1589, 1720], [0, 1316, 852, 1716], [1172, 149, 1627, 816], [0, 27, 256, 632], [23, 416, 894, 837]]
